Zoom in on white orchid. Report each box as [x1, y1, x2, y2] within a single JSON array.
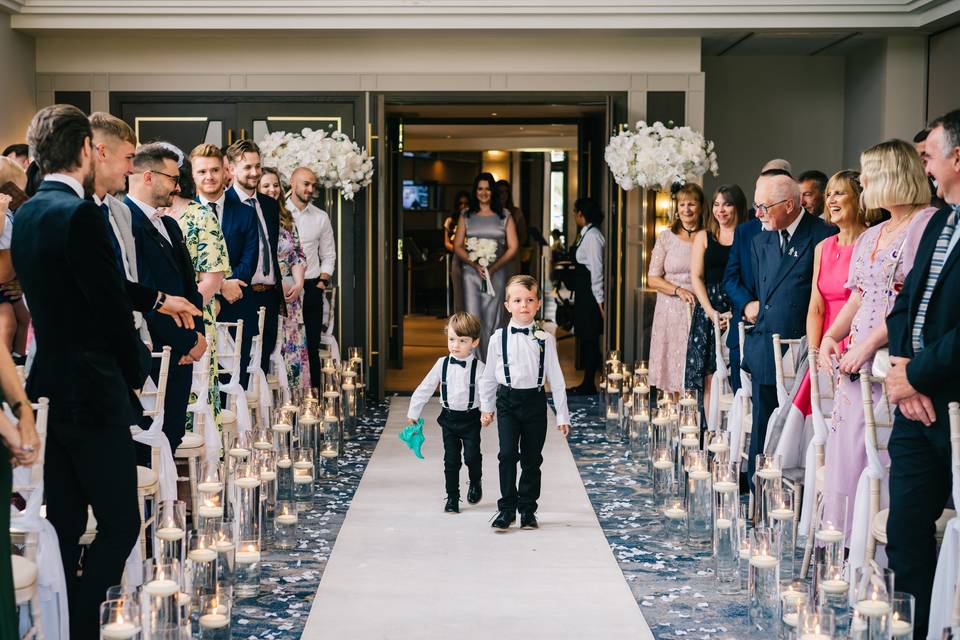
[[259, 128, 375, 201], [604, 121, 718, 192]]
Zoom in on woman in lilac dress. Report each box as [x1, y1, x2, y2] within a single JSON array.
[[647, 183, 703, 394], [818, 140, 936, 538]]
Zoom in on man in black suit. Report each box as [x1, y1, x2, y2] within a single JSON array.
[[125, 143, 206, 456], [741, 173, 836, 486], [886, 109, 960, 639], [218, 140, 283, 387], [10, 105, 199, 639]]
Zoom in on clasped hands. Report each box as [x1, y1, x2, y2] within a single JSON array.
[[0, 407, 39, 468], [178, 332, 208, 366], [886, 356, 937, 427]]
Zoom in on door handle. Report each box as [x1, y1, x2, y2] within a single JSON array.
[[240, 128, 247, 140], [397, 238, 404, 261], [227, 128, 234, 145]]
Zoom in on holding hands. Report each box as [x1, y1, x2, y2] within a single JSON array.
[[557, 423, 570, 437], [480, 412, 494, 427]]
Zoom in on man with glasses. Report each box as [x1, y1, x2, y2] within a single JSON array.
[[741, 173, 835, 487], [126, 142, 206, 457]]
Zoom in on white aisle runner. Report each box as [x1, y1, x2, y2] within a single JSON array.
[[302, 397, 652, 639]]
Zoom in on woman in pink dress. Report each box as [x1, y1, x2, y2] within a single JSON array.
[[792, 171, 871, 415], [647, 183, 703, 394], [818, 140, 936, 539]]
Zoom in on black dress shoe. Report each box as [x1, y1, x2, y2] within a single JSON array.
[[491, 510, 516, 529], [467, 482, 482, 504], [520, 512, 539, 529], [444, 497, 459, 513]]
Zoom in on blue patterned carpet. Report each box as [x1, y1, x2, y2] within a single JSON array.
[[233, 395, 764, 639]]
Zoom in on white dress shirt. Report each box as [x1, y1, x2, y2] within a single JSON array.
[[126, 194, 172, 245], [779, 210, 804, 252], [407, 354, 485, 420], [234, 184, 275, 285], [479, 321, 570, 425], [575, 224, 605, 304], [44, 173, 84, 198], [199, 191, 227, 224], [93, 194, 135, 281], [287, 197, 336, 279]]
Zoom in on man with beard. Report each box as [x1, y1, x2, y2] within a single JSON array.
[[126, 143, 206, 456], [11, 104, 198, 639]]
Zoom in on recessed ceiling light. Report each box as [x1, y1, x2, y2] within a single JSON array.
[[491, 112, 498, 116]]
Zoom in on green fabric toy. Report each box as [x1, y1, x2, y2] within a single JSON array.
[[398, 419, 425, 459]]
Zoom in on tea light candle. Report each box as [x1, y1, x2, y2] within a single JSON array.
[[815, 528, 844, 543], [144, 578, 179, 597], [188, 547, 217, 563], [664, 505, 685, 520], [679, 425, 699, 435], [228, 447, 250, 458], [749, 554, 778, 569], [197, 505, 223, 519], [253, 440, 272, 451], [272, 423, 292, 433], [277, 458, 292, 469], [276, 514, 298, 525], [235, 549, 261, 564], [855, 598, 892, 617], [781, 589, 807, 608], [688, 469, 710, 481], [199, 612, 229, 629], [715, 517, 732, 530], [342, 383, 356, 391], [679, 398, 697, 407], [769, 508, 794, 521], [607, 373, 623, 381], [739, 548, 751, 560], [322, 366, 335, 374], [320, 450, 338, 459], [891, 613, 913, 637], [259, 471, 277, 482], [819, 579, 848, 594], [293, 473, 314, 484], [635, 384, 650, 394], [706, 443, 729, 454], [155, 526, 184, 541], [197, 482, 223, 493], [713, 480, 737, 493], [652, 417, 671, 427], [101, 621, 139, 639], [681, 436, 699, 448], [799, 632, 830, 640], [214, 539, 235, 553], [652, 459, 673, 470], [234, 477, 260, 489], [293, 461, 313, 470], [755, 468, 782, 480], [782, 612, 799, 628]]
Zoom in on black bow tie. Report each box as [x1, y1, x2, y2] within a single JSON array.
[[511, 327, 530, 335], [448, 357, 467, 368]]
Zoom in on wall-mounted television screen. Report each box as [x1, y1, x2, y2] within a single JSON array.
[[402, 180, 436, 210]]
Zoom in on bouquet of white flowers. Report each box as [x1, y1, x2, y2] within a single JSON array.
[[465, 236, 499, 297], [259, 128, 374, 201], [604, 120, 718, 192]]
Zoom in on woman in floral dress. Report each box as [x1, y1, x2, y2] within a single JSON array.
[[168, 158, 231, 427], [259, 168, 310, 389]]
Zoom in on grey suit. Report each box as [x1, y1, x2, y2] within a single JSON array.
[[104, 194, 151, 343]]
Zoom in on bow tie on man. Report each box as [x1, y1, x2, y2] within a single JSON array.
[[510, 327, 529, 335], [448, 357, 468, 368]]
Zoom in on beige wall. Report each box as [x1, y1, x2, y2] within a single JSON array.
[[929, 25, 960, 120], [0, 14, 37, 149]]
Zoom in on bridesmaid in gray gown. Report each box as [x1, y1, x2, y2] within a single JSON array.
[[454, 172, 519, 360]]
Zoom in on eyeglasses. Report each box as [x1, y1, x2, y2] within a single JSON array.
[[753, 199, 789, 216], [146, 169, 181, 186]]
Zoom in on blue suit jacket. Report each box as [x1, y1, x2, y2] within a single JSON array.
[[125, 197, 203, 356], [742, 213, 837, 386], [723, 216, 762, 349], [220, 188, 260, 284]]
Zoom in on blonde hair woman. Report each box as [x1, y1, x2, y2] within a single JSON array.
[[817, 140, 935, 539]]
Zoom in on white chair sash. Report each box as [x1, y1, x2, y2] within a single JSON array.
[[799, 367, 833, 535], [130, 377, 177, 501], [187, 350, 220, 464], [269, 317, 290, 404], [217, 324, 251, 434], [707, 319, 730, 432], [247, 334, 271, 420], [927, 405, 960, 638]]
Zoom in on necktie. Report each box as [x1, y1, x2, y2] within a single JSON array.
[[912, 207, 959, 352], [246, 197, 271, 276], [511, 327, 529, 335], [208, 201, 219, 222], [448, 357, 467, 368], [99, 203, 126, 275], [780, 229, 790, 255]]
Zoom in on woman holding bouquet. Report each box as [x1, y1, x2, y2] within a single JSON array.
[[454, 172, 519, 359]]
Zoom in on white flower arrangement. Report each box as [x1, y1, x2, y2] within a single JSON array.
[[465, 236, 498, 297], [259, 128, 375, 201], [604, 121, 718, 192]]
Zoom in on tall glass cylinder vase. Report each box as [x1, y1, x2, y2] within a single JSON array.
[[225, 434, 252, 522], [342, 381, 358, 439], [347, 346, 366, 417], [738, 507, 751, 592], [233, 464, 261, 545], [817, 562, 850, 634], [799, 606, 835, 640], [852, 565, 894, 640], [251, 428, 273, 454], [100, 598, 141, 640], [766, 482, 797, 580], [628, 412, 649, 465], [196, 463, 225, 528], [234, 539, 261, 598], [713, 463, 740, 594], [754, 454, 783, 524], [213, 521, 235, 591], [185, 530, 218, 606], [686, 450, 712, 548], [705, 430, 730, 468], [297, 405, 320, 467], [813, 492, 848, 591], [890, 592, 914, 639], [780, 580, 809, 638], [255, 451, 277, 546], [678, 396, 699, 444], [652, 447, 675, 510], [271, 408, 294, 454], [320, 417, 340, 479], [293, 447, 315, 507], [197, 589, 231, 640], [274, 499, 298, 550], [320, 357, 341, 392], [748, 527, 781, 632], [154, 500, 186, 568], [141, 559, 181, 639], [604, 365, 622, 442], [322, 384, 345, 458], [276, 448, 293, 502]]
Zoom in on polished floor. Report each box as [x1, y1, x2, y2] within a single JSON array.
[[302, 396, 652, 639], [385, 314, 580, 392]]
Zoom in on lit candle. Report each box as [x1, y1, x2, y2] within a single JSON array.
[[214, 539, 235, 553], [688, 469, 710, 481], [679, 425, 699, 435], [855, 596, 891, 617], [259, 471, 277, 482], [155, 526, 184, 541], [891, 613, 913, 637], [253, 440, 272, 451], [769, 508, 794, 521], [706, 442, 729, 454], [342, 383, 356, 391], [755, 468, 782, 480], [144, 578, 179, 597], [713, 480, 738, 493], [188, 547, 217, 563], [320, 449, 338, 459], [818, 579, 848, 594], [749, 554, 778, 569], [652, 459, 673, 470], [664, 505, 685, 520], [634, 384, 650, 394], [197, 505, 223, 519], [197, 482, 223, 493], [235, 549, 261, 564], [815, 528, 844, 543], [199, 613, 229, 629], [234, 477, 260, 489], [272, 422, 292, 433], [101, 621, 139, 639], [714, 517, 732, 530], [277, 458, 292, 469], [782, 612, 798, 628], [275, 514, 298, 525], [228, 447, 250, 458]]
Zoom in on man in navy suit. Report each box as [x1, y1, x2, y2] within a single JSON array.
[[11, 104, 199, 639], [742, 173, 836, 485], [885, 110, 960, 639], [126, 143, 206, 456], [219, 140, 284, 387]]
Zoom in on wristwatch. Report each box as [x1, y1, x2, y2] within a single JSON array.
[[154, 291, 167, 311]]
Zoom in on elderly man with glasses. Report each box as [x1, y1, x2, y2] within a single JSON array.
[[740, 173, 836, 488]]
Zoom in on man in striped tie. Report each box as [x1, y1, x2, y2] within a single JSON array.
[[885, 108, 960, 640]]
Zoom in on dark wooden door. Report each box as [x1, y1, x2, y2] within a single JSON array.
[[113, 99, 237, 151]]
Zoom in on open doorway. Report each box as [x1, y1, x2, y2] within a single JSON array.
[[379, 100, 613, 392]]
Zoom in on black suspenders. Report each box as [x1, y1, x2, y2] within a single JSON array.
[[501, 329, 545, 390], [440, 356, 478, 410]]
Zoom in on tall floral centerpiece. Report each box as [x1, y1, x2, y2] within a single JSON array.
[[604, 120, 718, 193], [259, 128, 375, 203]]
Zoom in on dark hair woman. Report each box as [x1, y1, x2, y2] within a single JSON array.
[[453, 172, 519, 357], [443, 190, 471, 312], [568, 197, 606, 394]]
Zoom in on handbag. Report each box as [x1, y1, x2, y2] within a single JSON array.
[[871, 234, 909, 378]]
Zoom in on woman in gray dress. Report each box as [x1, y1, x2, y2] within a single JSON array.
[[454, 172, 519, 359]]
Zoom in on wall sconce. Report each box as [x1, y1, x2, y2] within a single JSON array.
[[654, 189, 674, 235]]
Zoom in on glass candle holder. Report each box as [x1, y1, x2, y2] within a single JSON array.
[[651, 408, 673, 454], [891, 592, 915, 638], [799, 606, 836, 640], [256, 451, 277, 544], [853, 565, 894, 640], [105, 583, 138, 603], [816, 562, 850, 630], [652, 447, 675, 510], [705, 430, 730, 465], [780, 580, 809, 637], [662, 496, 686, 542], [154, 500, 186, 567], [320, 357, 341, 391], [679, 402, 699, 439], [225, 434, 252, 522], [186, 530, 218, 605], [298, 404, 320, 464], [604, 380, 622, 442], [233, 463, 261, 544], [765, 482, 797, 580], [234, 540, 261, 598], [274, 499, 298, 550], [342, 381, 358, 439], [680, 388, 698, 409], [754, 454, 783, 524], [628, 411, 650, 464], [276, 448, 294, 502], [198, 589, 232, 639], [271, 408, 294, 453], [141, 559, 181, 637], [686, 450, 712, 548], [814, 492, 848, 586], [196, 463, 225, 527], [748, 527, 782, 632], [713, 466, 740, 594], [738, 507, 751, 592], [293, 447, 315, 505], [100, 598, 141, 640], [320, 419, 340, 479], [213, 521, 235, 591]]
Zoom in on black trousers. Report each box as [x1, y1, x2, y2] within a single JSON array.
[[218, 288, 280, 389], [496, 385, 548, 513], [887, 409, 952, 640], [748, 381, 778, 490], [302, 280, 326, 387], [136, 359, 192, 466], [579, 334, 601, 389], [45, 422, 141, 640], [437, 408, 482, 497]]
